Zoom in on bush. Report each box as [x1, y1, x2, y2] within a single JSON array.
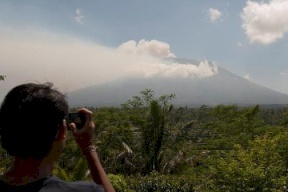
[[108, 174, 131, 192], [125, 171, 195, 192]]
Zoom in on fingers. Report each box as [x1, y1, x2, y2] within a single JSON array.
[[71, 108, 95, 148], [78, 108, 92, 114], [62, 119, 68, 131], [68, 122, 77, 133], [78, 108, 94, 129], [68, 108, 95, 136]]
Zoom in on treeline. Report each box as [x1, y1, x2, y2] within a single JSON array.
[[1, 89, 288, 191]]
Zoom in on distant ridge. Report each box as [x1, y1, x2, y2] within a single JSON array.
[[68, 58, 288, 107]]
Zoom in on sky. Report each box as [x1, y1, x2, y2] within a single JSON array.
[[1, 0, 288, 100]]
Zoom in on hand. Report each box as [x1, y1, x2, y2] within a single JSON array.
[[68, 108, 95, 150]]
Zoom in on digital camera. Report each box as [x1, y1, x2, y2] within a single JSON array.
[[67, 112, 86, 129]]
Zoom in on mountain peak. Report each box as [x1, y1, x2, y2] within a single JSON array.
[[68, 58, 288, 107]]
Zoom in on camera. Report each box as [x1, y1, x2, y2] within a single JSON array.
[[66, 112, 86, 129]]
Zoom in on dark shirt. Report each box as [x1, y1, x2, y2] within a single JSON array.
[[0, 176, 104, 192]]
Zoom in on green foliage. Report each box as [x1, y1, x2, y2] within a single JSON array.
[[53, 164, 70, 181], [57, 131, 83, 171], [208, 131, 288, 191], [50, 103, 288, 191], [203, 105, 264, 150], [53, 133, 89, 181], [3, 88, 288, 192], [0, 147, 11, 174], [281, 112, 288, 127], [122, 89, 175, 109], [92, 107, 134, 174], [121, 89, 180, 174], [126, 171, 195, 192], [142, 100, 166, 173], [53, 157, 89, 181], [108, 174, 131, 192]]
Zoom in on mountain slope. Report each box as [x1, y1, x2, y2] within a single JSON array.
[[68, 60, 288, 107]]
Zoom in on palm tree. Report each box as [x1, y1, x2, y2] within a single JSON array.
[[53, 157, 89, 181], [123, 90, 175, 173], [142, 100, 166, 173], [95, 90, 194, 175]]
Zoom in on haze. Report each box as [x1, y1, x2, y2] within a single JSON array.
[[0, 29, 216, 99], [0, 0, 288, 101]]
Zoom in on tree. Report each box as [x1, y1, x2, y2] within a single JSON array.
[[204, 105, 264, 150], [122, 89, 177, 174], [92, 107, 134, 174], [209, 131, 288, 191], [281, 112, 288, 128], [53, 158, 89, 181], [142, 100, 167, 173]]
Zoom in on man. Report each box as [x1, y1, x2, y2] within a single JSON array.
[[0, 83, 115, 192]]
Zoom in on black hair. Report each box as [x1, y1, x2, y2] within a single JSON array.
[[0, 83, 68, 159]]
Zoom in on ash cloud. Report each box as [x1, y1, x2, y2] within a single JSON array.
[[0, 30, 218, 99]]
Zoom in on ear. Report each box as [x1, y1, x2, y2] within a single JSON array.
[[55, 120, 67, 141]]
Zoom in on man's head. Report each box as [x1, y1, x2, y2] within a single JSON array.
[[0, 83, 68, 159]]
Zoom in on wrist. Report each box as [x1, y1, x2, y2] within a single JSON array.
[[76, 138, 95, 149], [81, 144, 97, 155], [85, 145, 97, 152]]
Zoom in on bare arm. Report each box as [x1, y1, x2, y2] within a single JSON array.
[[82, 147, 115, 192], [69, 108, 115, 192]]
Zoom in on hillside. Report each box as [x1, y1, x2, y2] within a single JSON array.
[[68, 59, 288, 107]]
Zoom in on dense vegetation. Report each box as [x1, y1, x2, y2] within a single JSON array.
[[1, 89, 288, 191]]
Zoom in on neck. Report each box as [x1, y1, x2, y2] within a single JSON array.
[[3, 157, 53, 185]]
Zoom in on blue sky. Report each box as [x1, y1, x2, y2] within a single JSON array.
[[1, 0, 288, 97]]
